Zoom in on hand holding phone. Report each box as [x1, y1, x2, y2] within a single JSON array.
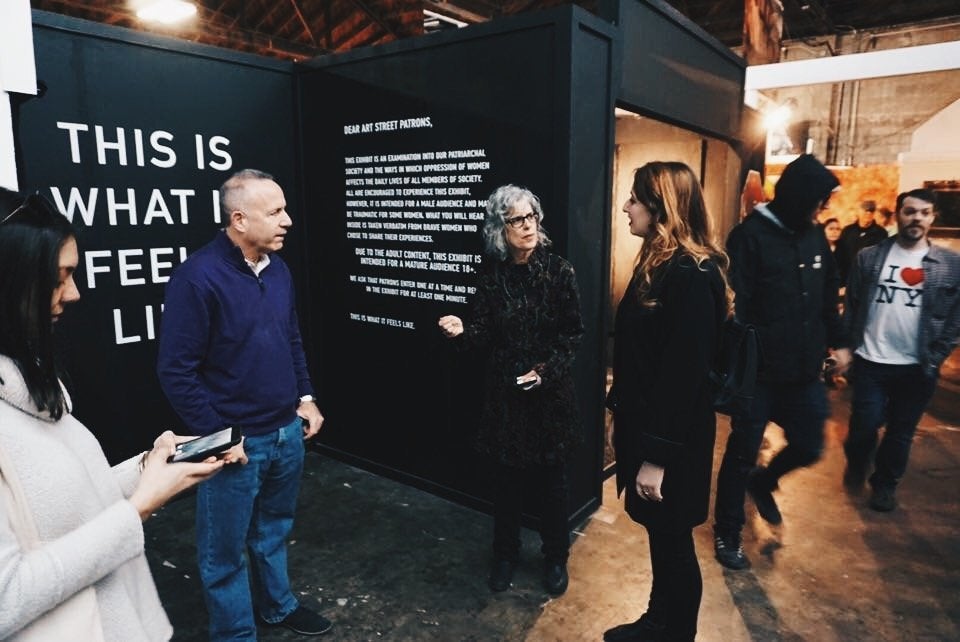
[[168, 427, 242, 463]]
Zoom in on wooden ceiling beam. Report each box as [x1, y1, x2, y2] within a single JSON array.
[[255, 0, 288, 32], [34, 0, 128, 24], [187, 16, 322, 58], [275, 11, 301, 40], [337, 22, 389, 51], [331, 15, 380, 50], [208, 0, 239, 23], [424, 0, 495, 22], [286, 0, 317, 46], [348, 0, 398, 39], [321, 0, 335, 50], [32, 0, 960, 59]]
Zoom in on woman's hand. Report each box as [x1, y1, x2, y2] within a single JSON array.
[[128, 431, 225, 521], [636, 461, 665, 502], [516, 369, 542, 391], [438, 315, 464, 338]]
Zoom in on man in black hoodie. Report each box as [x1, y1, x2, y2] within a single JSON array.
[[713, 155, 846, 570]]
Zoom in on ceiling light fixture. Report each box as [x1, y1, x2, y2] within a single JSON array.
[[136, 0, 197, 25]]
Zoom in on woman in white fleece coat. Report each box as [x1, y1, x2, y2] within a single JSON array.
[[0, 193, 226, 640]]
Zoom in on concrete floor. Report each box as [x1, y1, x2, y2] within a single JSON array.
[[145, 386, 960, 641]]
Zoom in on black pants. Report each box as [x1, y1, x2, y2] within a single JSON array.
[[714, 380, 828, 536], [645, 527, 701, 642], [492, 461, 569, 564]]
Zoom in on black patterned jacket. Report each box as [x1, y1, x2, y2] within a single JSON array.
[[460, 245, 584, 467]]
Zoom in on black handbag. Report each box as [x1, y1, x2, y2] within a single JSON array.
[[710, 318, 760, 416]]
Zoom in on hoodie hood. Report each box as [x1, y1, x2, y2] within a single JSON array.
[[768, 154, 839, 232]]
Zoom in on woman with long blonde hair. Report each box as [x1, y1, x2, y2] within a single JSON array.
[[604, 162, 731, 642]]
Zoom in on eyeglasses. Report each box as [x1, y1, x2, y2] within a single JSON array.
[[504, 211, 540, 229], [901, 206, 934, 216]]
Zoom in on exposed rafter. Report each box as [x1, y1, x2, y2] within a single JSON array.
[[349, 0, 398, 39], [28, 0, 960, 60]]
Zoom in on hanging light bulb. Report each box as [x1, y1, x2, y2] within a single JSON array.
[[763, 103, 793, 131]]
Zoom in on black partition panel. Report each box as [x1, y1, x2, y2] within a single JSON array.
[[298, 8, 616, 520], [615, 0, 744, 142], [14, 4, 739, 523], [16, 13, 299, 461]]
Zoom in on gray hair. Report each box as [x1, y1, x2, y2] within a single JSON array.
[[482, 184, 551, 261], [219, 168, 275, 217]]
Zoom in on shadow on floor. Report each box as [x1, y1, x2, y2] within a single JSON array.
[[146, 389, 960, 641], [146, 455, 555, 641]]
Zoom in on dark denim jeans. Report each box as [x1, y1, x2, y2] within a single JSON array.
[[491, 461, 570, 564], [844, 357, 937, 490], [714, 380, 828, 536], [196, 417, 305, 641]]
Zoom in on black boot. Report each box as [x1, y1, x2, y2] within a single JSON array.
[[542, 560, 568, 595], [746, 467, 782, 525], [603, 613, 667, 641]]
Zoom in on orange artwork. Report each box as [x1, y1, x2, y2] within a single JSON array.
[[740, 170, 764, 220], [764, 163, 900, 227], [824, 165, 900, 226]]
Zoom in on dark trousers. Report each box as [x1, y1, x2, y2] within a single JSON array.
[[714, 380, 828, 535], [645, 527, 701, 642], [845, 357, 937, 490], [492, 461, 570, 564]]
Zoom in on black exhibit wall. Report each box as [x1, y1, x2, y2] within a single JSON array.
[[297, 7, 617, 522], [14, 4, 741, 526], [17, 13, 301, 460], [612, 0, 744, 143]]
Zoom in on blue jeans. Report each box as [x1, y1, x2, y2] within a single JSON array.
[[714, 380, 828, 536], [844, 357, 937, 490], [196, 417, 305, 641]]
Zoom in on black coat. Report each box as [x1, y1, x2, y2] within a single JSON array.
[[608, 254, 726, 530], [727, 208, 844, 383], [461, 246, 584, 467], [835, 221, 889, 285]]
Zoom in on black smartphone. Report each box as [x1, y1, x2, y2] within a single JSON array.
[[168, 427, 242, 463]]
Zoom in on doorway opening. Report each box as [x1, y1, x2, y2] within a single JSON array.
[[603, 107, 742, 477]]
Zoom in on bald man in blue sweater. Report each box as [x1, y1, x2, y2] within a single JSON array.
[[158, 169, 331, 640]]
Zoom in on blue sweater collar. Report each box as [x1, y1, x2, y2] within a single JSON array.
[[212, 230, 255, 270]]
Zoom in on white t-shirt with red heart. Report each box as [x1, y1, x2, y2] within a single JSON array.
[[857, 242, 929, 364]]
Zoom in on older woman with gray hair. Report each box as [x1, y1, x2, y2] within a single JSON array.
[[438, 184, 584, 596]]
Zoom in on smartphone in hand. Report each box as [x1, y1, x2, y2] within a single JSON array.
[[168, 427, 242, 463]]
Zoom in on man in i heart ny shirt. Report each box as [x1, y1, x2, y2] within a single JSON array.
[[834, 188, 960, 512]]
